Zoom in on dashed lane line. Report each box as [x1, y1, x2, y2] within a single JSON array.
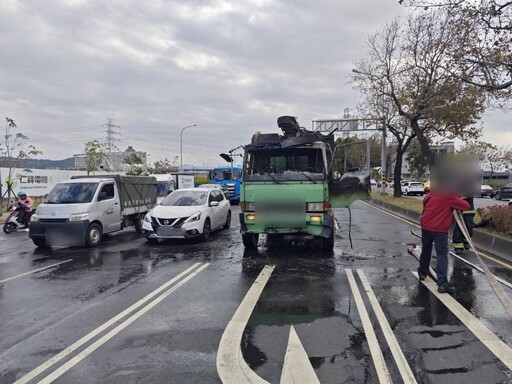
[[346, 268, 392, 384], [37, 263, 210, 384], [15, 262, 205, 384], [357, 269, 417, 384], [360, 200, 512, 270], [217, 265, 275, 384], [0, 259, 73, 284], [413, 272, 512, 371]]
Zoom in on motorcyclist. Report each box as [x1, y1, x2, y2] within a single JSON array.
[[16, 190, 34, 226]]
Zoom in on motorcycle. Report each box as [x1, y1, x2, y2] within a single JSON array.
[[3, 203, 35, 234]]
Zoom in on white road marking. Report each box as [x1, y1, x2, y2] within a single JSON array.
[[37, 263, 210, 384], [357, 270, 417, 384], [334, 218, 340, 230], [280, 326, 320, 384], [0, 259, 73, 284], [346, 268, 392, 384], [413, 272, 512, 370], [217, 265, 275, 384], [15, 262, 204, 384], [362, 200, 512, 270]]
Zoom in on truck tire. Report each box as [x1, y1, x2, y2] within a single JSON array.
[[242, 233, 259, 249], [320, 226, 335, 251], [134, 214, 144, 234], [201, 219, 211, 241], [223, 211, 231, 230], [86, 223, 102, 247], [32, 238, 47, 247]]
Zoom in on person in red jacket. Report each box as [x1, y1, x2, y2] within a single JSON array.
[[418, 192, 470, 293]]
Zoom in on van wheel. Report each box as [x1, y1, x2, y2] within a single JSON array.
[[242, 233, 259, 249], [223, 211, 231, 229], [134, 214, 144, 234], [86, 223, 102, 247], [32, 238, 47, 247]]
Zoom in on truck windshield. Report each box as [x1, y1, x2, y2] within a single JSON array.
[[211, 169, 241, 181], [162, 190, 208, 206], [156, 182, 170, 197], [244, 147, 325, 182], [45, 183, 98, 204]]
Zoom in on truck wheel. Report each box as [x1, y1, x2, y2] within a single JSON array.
[[32, 238, 47, 247], [201, 219, 211, 241], [134, 214, 144, 234], [320, 226, 335, 251], [86, 223, 102, 247], [223, 211, 231, 229], [3, 222, 16, 234], [242, 233, 259, 249]]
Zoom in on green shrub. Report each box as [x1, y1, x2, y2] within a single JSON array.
[[194, 175, 209, 185], [477, 205, 512, 237]]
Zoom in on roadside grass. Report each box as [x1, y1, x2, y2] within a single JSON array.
[[371, 192, 423, 213]]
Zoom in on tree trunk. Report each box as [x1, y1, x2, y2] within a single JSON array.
[[410, 119, 435, 165], [393, 151, 404, 197]]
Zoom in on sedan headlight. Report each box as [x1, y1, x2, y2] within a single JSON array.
[[307, 202, 324, 212], [30, 214, 39, 222], [69, 213, 89, 222], [144, 212, 152, 222], [184, 212, 201, 223]]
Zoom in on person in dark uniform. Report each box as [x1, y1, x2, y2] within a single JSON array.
[[452, 196, 475, 254]]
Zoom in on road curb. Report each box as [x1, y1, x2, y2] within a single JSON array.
[[369, 199, 512, 264]]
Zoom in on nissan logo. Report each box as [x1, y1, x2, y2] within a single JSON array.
[[163, 220, 169, 225]]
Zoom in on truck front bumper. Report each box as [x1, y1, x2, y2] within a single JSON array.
[[239, 212, 334, 238], [29, 220, 90, 246]]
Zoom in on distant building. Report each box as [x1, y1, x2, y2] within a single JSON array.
[[482, 170, 512, 185], [74, 146, 147, 171]]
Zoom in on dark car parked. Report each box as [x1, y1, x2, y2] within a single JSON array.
[[480, 185, 496, 198], [494, 183, 512, 200]]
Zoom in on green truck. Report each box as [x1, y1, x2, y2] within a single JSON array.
[[239, 116, 370, 251]]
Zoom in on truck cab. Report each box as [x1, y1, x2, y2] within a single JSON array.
[[209, 165, 242, 203], [239, 116, 369, 251]]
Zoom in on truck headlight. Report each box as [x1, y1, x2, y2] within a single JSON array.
[[144, 212, 152, 222], [184, 212, 201, 223], [30, 214, 39, 222], [307, 202, 324, 212], [69, 213, 89, 222]]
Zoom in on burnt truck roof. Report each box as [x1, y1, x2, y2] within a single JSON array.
[[247, 116, 334, 152]]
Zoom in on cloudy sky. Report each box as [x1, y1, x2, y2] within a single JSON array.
[[0, 0, 509, 166]]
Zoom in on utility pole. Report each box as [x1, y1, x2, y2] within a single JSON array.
[[180, 124, 197, 172], [105, 118, 120, 172]]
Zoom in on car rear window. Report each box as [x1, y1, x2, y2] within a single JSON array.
[[411, 183, 422, 187]]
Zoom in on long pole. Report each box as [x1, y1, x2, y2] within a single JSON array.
[[180, 124, 197, 172], [380, 120, 387, 195]]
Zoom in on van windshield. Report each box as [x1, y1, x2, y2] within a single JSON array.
[[45, 183, 98, 204]]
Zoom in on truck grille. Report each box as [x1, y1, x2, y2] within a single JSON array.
[[257, 202, 305, 213], [226, 183, 235, 192]]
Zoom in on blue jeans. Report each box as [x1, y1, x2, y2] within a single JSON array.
[[419, 229, 449, 286]]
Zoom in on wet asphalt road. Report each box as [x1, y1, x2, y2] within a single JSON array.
[[0, 203, 511, 384]]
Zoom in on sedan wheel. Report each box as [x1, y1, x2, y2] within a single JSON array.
[[223, 211, 231, 230], [201, 219, 211, 241]]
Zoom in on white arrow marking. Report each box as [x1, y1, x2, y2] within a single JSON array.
[[280, 326, 320, 384], [217, 265, 275, 384]]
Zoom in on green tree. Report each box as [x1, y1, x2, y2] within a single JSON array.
[[124, 153, 146, 176], [84, 140, 105, 175], [406, 140, 429, 180], [153, 157, 178, 173], [352, 11, 485, 166], [1, 117, 42, 205], [333, 134, 381, 174]]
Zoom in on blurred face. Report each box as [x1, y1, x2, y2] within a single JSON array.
[[19, 195, 27, 200]]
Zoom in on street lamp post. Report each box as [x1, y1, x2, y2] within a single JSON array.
[[180, 124, 197, 172]]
